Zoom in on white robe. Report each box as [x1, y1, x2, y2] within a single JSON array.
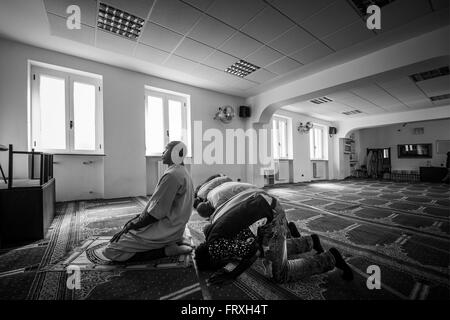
[[103, 164, 193, 261]]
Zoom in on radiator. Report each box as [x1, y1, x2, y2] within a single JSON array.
[[312, 162, 325, 178], [277, 161, 289, 181]]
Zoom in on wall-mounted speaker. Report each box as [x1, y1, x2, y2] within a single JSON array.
[[239, 106, 251, 118], [329, 127, 337, 135]]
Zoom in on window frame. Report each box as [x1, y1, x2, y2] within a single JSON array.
[[30, 65, 104, 155], [272, 115, 292, 160], [309, 124, 328, 161], [145, 89, 189, 157]]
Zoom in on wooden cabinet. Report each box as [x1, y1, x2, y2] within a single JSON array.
[[420, 166, 447, 182], [0, 178, 55, 248]]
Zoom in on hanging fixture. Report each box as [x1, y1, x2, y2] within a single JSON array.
[[214, 106, 235, 124], [297, 121, 313, 134]]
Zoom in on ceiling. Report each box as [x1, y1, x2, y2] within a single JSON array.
[[282, 69, 450, 121], [0, 0, 448, 98]]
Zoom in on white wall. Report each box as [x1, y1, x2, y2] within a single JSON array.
[[0, 37, 247, 200], [247, 26, 450, 125], [146, 87, 247, 193], [356, 118, 450, 171], [272, 109, 335, 182]]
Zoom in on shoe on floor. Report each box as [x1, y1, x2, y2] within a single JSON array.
[[287, 222, 301, 238], [311, 234, 324, 254], [329, 248, 353, 281]]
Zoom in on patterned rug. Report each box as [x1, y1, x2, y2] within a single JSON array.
[[1, 179, 448, 300], [0, 197, 201, 300], [263, 179, 450, 300], [44, 236, 192, 270]]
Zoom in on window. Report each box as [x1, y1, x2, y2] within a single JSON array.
[[31, 65, 103, 154], [145, 89, 189, 156], [310, 124, 327, 160], [272, 116, 291, 159]]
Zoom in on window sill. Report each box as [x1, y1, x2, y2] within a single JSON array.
[[54, 153, 106, 156], [310, 159, 328, 161]]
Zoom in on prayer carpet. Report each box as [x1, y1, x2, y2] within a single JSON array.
[[1, 179, 448, 300]]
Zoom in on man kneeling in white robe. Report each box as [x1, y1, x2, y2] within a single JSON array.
[[102, 141, 194, 262]]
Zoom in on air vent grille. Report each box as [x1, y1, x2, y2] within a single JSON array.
[[342, 110, 363, 115], [225, 60, 260, 78], [310, 97, 333, 104], [97, 3, 145, 40], [410, 66, 449, 82], [349, 0, 396, 17], [430, 93, 450, 102]]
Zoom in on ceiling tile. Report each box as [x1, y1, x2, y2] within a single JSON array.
[[265, 57, 302, 75], [416, 75, 450, 97], [174, 37, 215, 62], [268, 26, 316, 55], [44, 0, 97, 26], [187, 15, 235, 48], [382, 104, 409, 112], [350, 85, 406, 110], [134, 43, 169, 64], [327, 91, 356, 101], [47, 13, 95, 46], [96, 29, 137, 55], [290, 41, 333, 64], [323, 101, 353, 113], [244, 68, 278, 83], [192, 64, 229, 80], [322, 19, 375, 51], [101, 0, 155, 18], [245, 45, 283, 68], [377, 78, 432, 108], [379, 0, 432, 32], [150, 0, 202, 34], [241, 6, 294, 43], [202, 50, 237, 70], [140, 22, 183, 52], [404, 99, 433, 109], [182, 0, 215, 11], [206, 0, 266, 29], [219, 32, 263, 59], [300, 1, 360, 39], [271, 0, 335, 24], [226, 77, 258, 91], [214, 71, 243, 85], [164, 55, 199, 73], [337, 96, 384, 113]]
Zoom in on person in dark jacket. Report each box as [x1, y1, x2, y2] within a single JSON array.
[[194, 189, 353, 285], [442, 151, 450, 183]]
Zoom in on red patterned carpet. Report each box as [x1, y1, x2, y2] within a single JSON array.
[[0, 179, 449, 300]]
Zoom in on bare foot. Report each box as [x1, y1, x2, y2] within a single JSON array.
[[165, 244, 193, 256], [177, 237, 193, 247]]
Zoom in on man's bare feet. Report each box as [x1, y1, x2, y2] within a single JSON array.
[[177, 237, 193, 247], [165, 244, 193, 256]]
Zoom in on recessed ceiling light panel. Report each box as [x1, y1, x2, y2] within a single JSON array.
[[342, 110, 363, 115], [310, 96, 333, 104], [410, 66, 450, 82], [430, 93, 450, 101], [97, 3, 145, 40], [349, 0, 396, 18], [225, 60, 260, 78]]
